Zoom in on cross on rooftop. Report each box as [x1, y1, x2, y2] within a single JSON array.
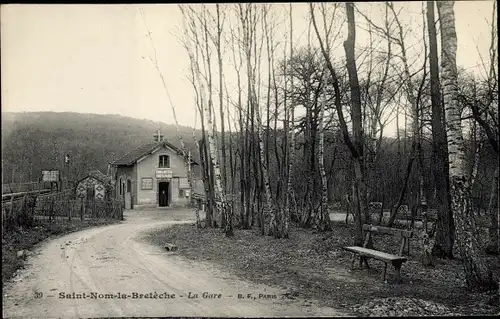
[[153, 129, 164, 142]]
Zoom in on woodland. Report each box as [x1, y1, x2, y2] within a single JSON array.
[[2, 1, 498, 294], [173, 1, 499, 293]]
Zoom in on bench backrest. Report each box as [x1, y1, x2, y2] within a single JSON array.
[[368, 202, 383, 212], [423, 209, 438, 220], [362, 224, 413, 256], [362, 224, 413, 238], [397, 205, 409, 216]]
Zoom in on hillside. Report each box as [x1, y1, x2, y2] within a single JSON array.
[[1, 112, 204, 183], [2, 112, 496, 208]]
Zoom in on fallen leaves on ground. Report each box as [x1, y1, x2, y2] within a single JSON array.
[[351, 297, 462, 316], [142, 220, 499, 316]]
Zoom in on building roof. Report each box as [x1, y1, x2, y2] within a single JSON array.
[[111, 140, 199, 166], [88, 170, 113, 184], [77, 170, 113, 187]]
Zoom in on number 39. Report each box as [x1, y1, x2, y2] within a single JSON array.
[[34, 292, 43, 299]]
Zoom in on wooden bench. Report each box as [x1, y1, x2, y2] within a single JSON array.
[[344, 224, 413, 283]]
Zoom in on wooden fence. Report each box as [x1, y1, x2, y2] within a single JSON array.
[[2, 181, 51, 194], [2, 189, 124, 233]]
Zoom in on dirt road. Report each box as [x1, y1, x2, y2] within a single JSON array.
[[3, 209, 345, 318]]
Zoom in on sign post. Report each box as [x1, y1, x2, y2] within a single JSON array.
[[42, 170, 60, 192], [64, 154, 70, 190]]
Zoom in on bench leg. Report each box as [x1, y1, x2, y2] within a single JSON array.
[[358, 256, 370, 269], [395, 266, 401, 283], [351, 254, 356, 269], [392, 261, 403, 283], [383, 262, 387, 282]]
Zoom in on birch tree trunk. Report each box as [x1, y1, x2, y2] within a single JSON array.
[[181, 7, 231, 236], [283, 3, 295, 238], [254, 90, 276, 237], [238, 4, 253, 229], [437, 0, 495, 291], [427, 0, 454, 259], [229, 13, 248, 229], [225, 85, 236, 228], [192, 140, 201, 228], [303, 27, 314, 226], [317, 70, 332, 231], [205, 87, 231, 236], [216, 4, 227, 204], [263, 5, 272, 171], [190, 78, 203, 228], [273, 42, 282, 205], [310, 3, 364, 244]]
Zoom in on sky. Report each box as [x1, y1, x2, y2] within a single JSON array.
[[1, 2, 496, 137]]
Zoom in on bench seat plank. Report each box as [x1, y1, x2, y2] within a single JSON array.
[[344, 246, 407, 262]]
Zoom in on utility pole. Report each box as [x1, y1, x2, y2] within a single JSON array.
[[64, 153, 71, 190], [188, 150, 192, 180], [188, 150, 193, 206]]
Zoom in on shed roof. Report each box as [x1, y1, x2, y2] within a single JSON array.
[[111, 140, 199, 166], [88, 170, 113, 184], [77, 170, 113, 187]]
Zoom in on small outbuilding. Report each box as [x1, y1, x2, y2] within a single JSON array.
[[75, 170, 114, 201]]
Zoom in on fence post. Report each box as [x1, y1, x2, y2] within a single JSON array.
[[20, 194, 27, 228], [9, 195, 14, 220], [31, 195, 37, 226], [80, 198, 84, 221], [51, 197, 56, 222], [47, 196, 50, 220]]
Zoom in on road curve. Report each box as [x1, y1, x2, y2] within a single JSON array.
[[3, 209, 345, 318]]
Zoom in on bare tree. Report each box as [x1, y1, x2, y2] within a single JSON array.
[[456, 0, 498, 255], [215, 4, 228, 205], [316, 69, 333, 231], [382, 2, 428, 227], [180, 5, 231, 236], [182, 6, 215, 227], [437, 0, 495, 291], [229, 8, 248, 229], [310, 2, 365, 245], [282, 3, 294, 237], [427, 0, 454, 259]]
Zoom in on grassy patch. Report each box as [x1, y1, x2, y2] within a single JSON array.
[[143, 221, 499, 316], [2, 219, 121, 285]]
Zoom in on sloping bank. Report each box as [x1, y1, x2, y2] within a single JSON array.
[[2, 219, 121, 285]]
